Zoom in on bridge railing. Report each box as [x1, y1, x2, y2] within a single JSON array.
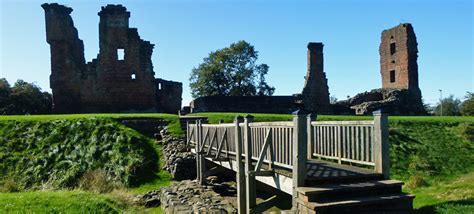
[[187, 110, 389, 213], [187, 121, 295, 169], [309, 120, 376, 166]]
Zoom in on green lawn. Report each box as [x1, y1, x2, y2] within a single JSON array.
[[0, 191, 130, 213]]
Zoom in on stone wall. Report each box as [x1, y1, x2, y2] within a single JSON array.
[[42, 4, 182, 114], [301, 42, 330, 114], [156, 78, 183, 114], [190, 96, 298, 114], [334, 88, 426, 115], [380, 23, 420, 92]]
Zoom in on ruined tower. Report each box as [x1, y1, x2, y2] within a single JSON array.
[[42, 4, 182, 114], [302, 42, 330, 114], [380, 23, 420, 92], [348, 23, 425, 115], [84, 5, 159, 112], [42, 3, 85, 113]]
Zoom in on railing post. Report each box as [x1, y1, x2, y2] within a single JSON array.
[[307, 114, 316, 159], [195, 120, 201, 183], [234, 116, 246, 214], [244, 115, 256, 213], [292, 110, 308, 208], [197, 120, 207, 185], [373, 110, 390, 179]]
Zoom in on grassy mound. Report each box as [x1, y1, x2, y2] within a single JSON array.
[[390, 120, 474, 182], [0, 117, 162, 190]]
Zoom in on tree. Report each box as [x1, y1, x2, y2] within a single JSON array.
[[0, 79, 52, 115], [189, 40, 275, 98], [0, 78, 11, 114], [434, 95, 461, 116], [460, 92, 474, 116]]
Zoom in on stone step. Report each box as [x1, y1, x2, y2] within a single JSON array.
[[296, 193, 415, 213], [297, 180, 403, 202]]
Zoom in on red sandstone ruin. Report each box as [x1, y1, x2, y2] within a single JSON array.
[[42, 3, 182, 114]]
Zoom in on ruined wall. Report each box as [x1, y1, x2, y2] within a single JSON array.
[[42, 3, 85, 113], [380, 23, 420, 92], [332, 23, 425, 116], [301, 42, 330, 114], [190, 96, 298, 114], [42, 4, 182, 114], [156, 78, 183, 114]]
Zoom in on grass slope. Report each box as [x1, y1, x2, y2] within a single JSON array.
[[0, 118, 161, 190]]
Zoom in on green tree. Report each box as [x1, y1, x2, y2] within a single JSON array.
[[8, 80, 52, 114], [0, 78, 12, 114], [434, 95, 461, 116], [189, 40, 275, 98], [460, 92, 474, 116]]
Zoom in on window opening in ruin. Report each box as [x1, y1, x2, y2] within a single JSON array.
[[391, 60, 395, 64], [390, 70, 396, 83], [158, 83, 162, 90], [131, 73, 136, 80], [390, 43, 396, 55], [117, 48, 125, 60]]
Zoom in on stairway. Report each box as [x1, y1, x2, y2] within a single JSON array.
[[296, 178, 414, 214]]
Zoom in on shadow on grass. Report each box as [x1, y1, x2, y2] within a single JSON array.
[[130, 139, 161, 187], [415, 199, 474, 214]]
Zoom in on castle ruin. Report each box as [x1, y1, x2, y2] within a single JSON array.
[[301, 42, 330, 114], [346, 23, 425, 115], [42, 3, 182, 114]]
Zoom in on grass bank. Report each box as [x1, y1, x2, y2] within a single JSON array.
[[0, 114, 176, 212]]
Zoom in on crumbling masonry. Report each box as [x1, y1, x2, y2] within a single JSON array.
[[347, 23, 425, 115], [301, 42, 330, 114], [42, 3, 182, 114]]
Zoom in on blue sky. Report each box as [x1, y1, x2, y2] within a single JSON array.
[[1, 0, 472, 107]]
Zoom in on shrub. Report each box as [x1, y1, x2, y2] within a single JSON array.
[[0, 178, 20, 192], [79, 169, 116, 193]]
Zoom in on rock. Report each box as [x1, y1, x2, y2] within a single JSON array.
[[156, 180, 236, 213]]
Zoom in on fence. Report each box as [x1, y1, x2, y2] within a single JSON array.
[[187, 110, 389, 213]]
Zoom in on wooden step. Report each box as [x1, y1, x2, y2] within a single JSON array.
[[305, 173, 384, 186], [296, 193, 414, 213], [297, 180, 403, 202]]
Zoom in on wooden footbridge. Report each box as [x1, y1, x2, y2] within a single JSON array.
[[186, 111, 414, 214]]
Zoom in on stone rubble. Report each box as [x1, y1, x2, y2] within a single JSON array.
[[158, 127, 196, 181], [135, 180, 236, 213]]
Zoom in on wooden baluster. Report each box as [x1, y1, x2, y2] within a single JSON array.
[[307, 114, 316, 159]]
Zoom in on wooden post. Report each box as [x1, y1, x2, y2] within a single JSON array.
[[234, 116, 246, 214], [197, 120, 207, 185], [244, 115, 256, 213], [195, 120, 201, 183], [292, 110, 308, 208], [306, 114, 316, 159], [373, 110, 390, 179]]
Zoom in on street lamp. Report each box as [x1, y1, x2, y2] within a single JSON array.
[[439, 89, 443, 116]]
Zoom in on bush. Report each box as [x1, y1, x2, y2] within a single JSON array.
[[79, 169, 117, 193], [0, 178, 20, 192]]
